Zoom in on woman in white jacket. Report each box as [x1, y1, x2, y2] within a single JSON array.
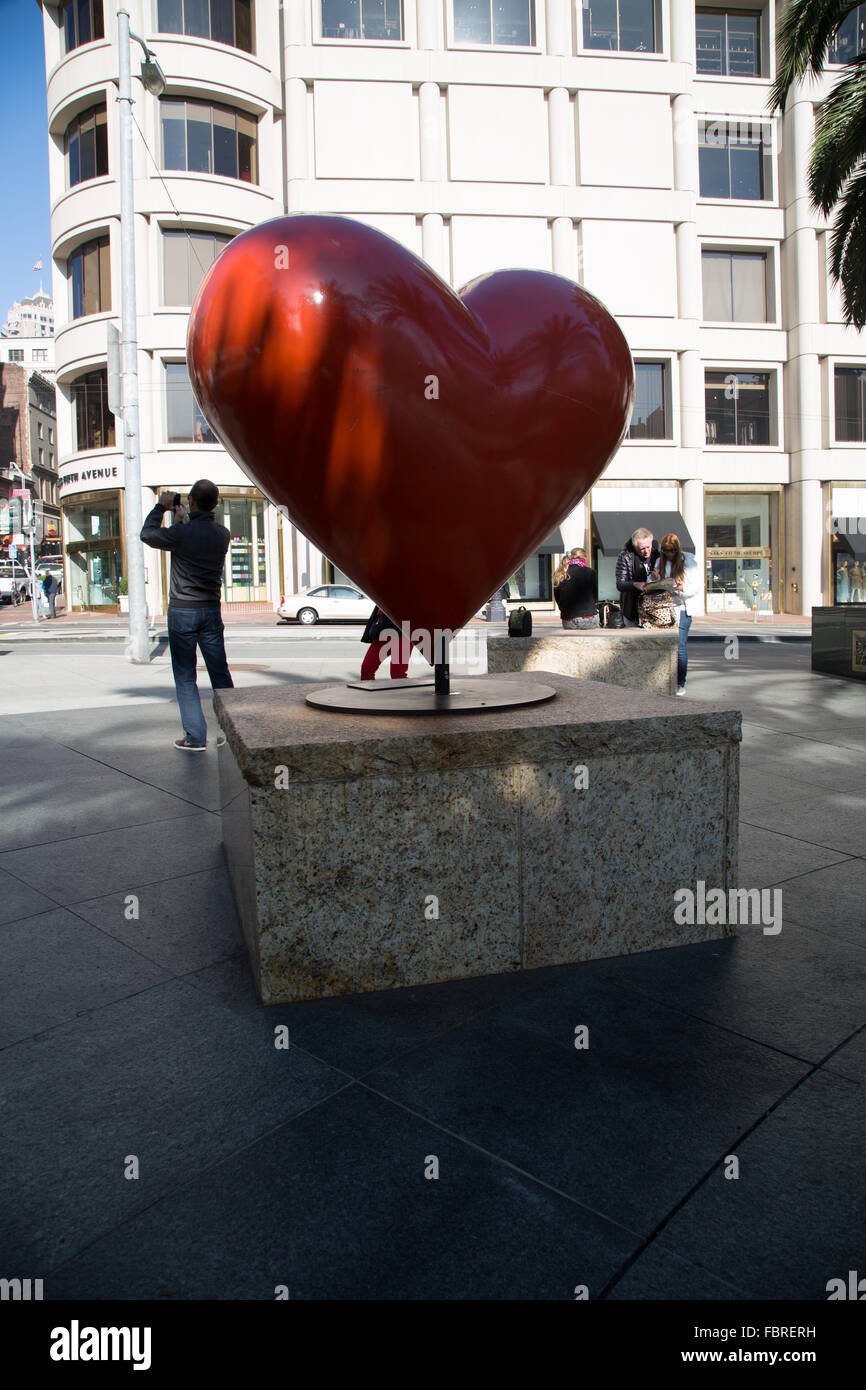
[[652, 533, 701, 694]]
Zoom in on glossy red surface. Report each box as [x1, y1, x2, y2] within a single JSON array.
[[187, 214, 634, 634]]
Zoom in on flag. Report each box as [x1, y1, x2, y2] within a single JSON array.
[[33, 260, 42, 272]]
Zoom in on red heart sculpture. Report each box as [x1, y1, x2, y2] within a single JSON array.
[[187, 215, 634, 635]]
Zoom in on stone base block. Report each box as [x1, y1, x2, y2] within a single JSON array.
[[488, 630, 677, 694], [216, 673, 740, 1003]]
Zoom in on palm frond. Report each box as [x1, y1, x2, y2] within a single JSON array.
[[809, 54, 866, 209], [826, 165, 866, 326], [771, 0, 860, 112]]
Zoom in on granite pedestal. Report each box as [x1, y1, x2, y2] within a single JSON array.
[[487, 629, 677, 694], [216, 674, 740, 1003]]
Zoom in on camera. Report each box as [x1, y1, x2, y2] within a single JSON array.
[[172, 493, 182, 508]]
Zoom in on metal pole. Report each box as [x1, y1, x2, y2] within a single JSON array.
[[28, 524, 38, 623], [117, 7, 150, 663], [434, 632, 450, 697]]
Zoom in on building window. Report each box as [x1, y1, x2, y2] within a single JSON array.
[[49, 428, 54, 443], [696, 9, 760, 76], [453, 0, 535, 44], [829, 3, 866, 62], [39, 449, 45, 467], [702, 250, 768, 320], [72, 368, 115, 451], [38, 422, 44, 438], [165, 362, 217, 442], [8, 349, 24, 362], [628, 362, 670, 438], [162, 229, 233, 305], [67, 102, 108, 187], [705, 370, 772, 445], [699, 119, 770, 199], [62, 0, 105, 53], [321, 0, 404, 39], [582, 0, 657, 52], [70, 236, 111, 318], [156, 0, 254, 53], [33, 349, 49, 362], [834, 366, 866, 441], [160, 99, 258, 183]]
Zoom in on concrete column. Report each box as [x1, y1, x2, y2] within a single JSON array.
[[285, 77, 308, 196], [787, 96, 823, 612], [417, 0, 442, 48], [283, 0, 306, 45], [546, 0, 572, 54], [793, 478, 824, 614], [552, 217, 577, 280], [681, 477, 706, 614], [561, 499, 587, 553], [419, 82, 442, 182], [670, 0, 696, 64], [549, 87, 572, 185], [422, 213, 448, 280]]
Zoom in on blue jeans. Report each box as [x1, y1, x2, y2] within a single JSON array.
[[677, 610, 692, 688], [167, 606, 233, 744]]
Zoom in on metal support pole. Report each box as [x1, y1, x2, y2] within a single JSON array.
[[28, 524, 38, 623], [117, 7, 151, 663], [434, 632, 450, 697]]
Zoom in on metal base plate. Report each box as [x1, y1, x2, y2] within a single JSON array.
[[306, 675, 557, 715]]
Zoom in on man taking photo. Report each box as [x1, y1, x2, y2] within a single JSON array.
[[141, 479, 233, 751]]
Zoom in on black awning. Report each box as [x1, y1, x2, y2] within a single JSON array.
[[592, 511, 696, 556], [535, 528, 564, 554], [831, 523, 866, 560]]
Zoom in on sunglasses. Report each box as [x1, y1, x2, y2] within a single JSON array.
[[661, 548, 677, 554]]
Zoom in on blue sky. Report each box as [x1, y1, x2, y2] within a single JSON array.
[[0, 0, 51, 323]]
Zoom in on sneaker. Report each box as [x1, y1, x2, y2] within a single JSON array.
[[174, 736, 206, 751], [676, 686, 686, 696], [215, 734, 226, 748]]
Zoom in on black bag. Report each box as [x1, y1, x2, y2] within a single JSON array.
[[508, 606, 532, 637], [597, 601, 624, 629], [361, 607, 386, 643]]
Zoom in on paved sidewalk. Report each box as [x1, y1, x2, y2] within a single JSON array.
[[0, 643, 863, 1299]]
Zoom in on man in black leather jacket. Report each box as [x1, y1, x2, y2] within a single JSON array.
[[140, 479, 233, 750], [615, 528, 660, 627]]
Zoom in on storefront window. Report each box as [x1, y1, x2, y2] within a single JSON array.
[[705, 492, 776, 613], [832, 548, 866, 603], [63, 492, 123, 609], [219, 496, 268, 601], [499, 553, 552, 603]]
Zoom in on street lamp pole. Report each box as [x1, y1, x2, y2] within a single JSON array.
[[116, 7, 163, 663]]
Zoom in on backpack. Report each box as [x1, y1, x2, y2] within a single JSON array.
[[508, 606, 532, 637]]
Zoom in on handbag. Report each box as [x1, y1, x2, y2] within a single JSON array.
[[597, 601, 623, 629], [508, 606, 532, 637], [638, 592, 676, 628], [361, 608, 387, 643]]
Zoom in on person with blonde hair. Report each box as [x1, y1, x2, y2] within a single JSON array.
[[553, 547, 599, 628], [650, 532, 701, 693]]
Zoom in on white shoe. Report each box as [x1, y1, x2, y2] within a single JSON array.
[[676, 686, 686, 696]]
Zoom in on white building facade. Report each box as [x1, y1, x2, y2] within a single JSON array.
[[39, 0, 866, 614]]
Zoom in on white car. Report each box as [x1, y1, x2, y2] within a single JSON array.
[[277, 583, 371, 624], [0, 563, 31, 605]]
